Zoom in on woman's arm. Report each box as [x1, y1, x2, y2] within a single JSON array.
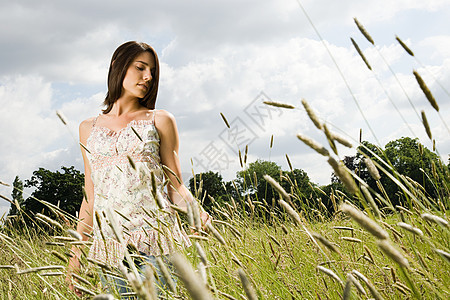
[[66, 119, 95, 292], [155, 110, 211, 225]]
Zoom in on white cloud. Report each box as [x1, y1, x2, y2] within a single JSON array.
[[0, 0, 449, 212]]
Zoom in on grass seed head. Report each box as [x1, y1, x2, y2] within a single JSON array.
[[328, 158, 358, 195], [301, 99, 323, 130], [340, 204, 389, 240], [36, 213, 64, 231], [351, 270, 384, 300], [433, 249, 450, 263], [317, 265, 344, 287], [343, 274, 353, 300], [72, 284, 96, 296], [312, 233, 341, 255], [413, 70, 439, 112], [353, 17, 374, 45], [192, 201, 202, 231], [237, 268, 258, 300], [323, 124, 338, 155], [351, 37, 372, 70], [56, 110, 68, 125], [207, 223, 226, 245], [93, 294, 116, 300], [331, 132, 353, 148], [67, 229, 82, 241], [263, 100, 295, 109], [361, 185, 381, 219], [421, 110, 433, 140], [377, 239, 409, 268], [347, 272, 367, 296], [364, 158, 381, 181], [363, 245, 375, 264], [170, 253, 214, 300], [397, 222, 423, 237], [341, 236, 362, 243], [220, 112, 230, 128], [195, 242, 208, 265], [421, 213, 448, 227], [278, 200, 302, 226], [395, 36, 414, 56], [51, 250, 68, 263], [297, 133, 330, 156], [155, 256, 176, 293], [263, 174, 291, 203]]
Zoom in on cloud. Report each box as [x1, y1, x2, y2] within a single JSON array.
[[0, 0, 449, 212]]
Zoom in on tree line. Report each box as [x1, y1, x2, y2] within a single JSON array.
[[5, 137, 448, 228]]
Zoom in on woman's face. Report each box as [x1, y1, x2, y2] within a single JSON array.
[[121, 51, 156, 99]]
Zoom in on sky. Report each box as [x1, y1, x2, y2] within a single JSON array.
[[1, 0, 449, 217]]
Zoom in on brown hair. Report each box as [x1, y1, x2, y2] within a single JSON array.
[[103, 41, 160, 113]]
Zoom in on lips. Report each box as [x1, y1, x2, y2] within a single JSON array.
[[137, 83, 148, 91]]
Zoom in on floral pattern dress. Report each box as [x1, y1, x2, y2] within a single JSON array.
[[85, 112, 190, 268]]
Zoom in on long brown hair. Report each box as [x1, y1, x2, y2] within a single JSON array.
[[103, 41, 160, 113]]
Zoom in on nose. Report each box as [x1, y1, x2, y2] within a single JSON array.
[[143, 70, 151, 81]]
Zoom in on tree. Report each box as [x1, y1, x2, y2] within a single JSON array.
[[382, 137, 445, 200], [354, 137, 446, 206], [8, 176, 24, 216], [189, 171, 226, 211], [236, 159, 281, 204], [22, 166, 84, 221], [282, 168, 315, 209]]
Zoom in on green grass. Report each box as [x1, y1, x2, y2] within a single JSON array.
[[1, 201, 449, 299]]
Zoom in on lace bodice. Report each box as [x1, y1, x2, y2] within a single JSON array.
[[85, 112, 190, 268]]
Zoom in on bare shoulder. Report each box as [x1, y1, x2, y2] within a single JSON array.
[[154, 109, 177, 130], [79, 117, 96, 143], [154, 110, 179, 143]]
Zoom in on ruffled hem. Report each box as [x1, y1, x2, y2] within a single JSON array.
[[87, 225, 191, 268]]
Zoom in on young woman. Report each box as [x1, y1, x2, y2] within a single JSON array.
[[67, 41, 211, 298]]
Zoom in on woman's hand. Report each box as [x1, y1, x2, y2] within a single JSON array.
[[66, 254, 82, 297], [200, 210, 212, 231]]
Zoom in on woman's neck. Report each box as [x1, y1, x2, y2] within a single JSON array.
[[109, 97, 144, 116]]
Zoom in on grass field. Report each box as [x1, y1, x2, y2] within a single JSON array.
[[1, 172, 449, 300]]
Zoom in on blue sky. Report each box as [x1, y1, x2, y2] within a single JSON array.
[[1, 0, 449, 217]]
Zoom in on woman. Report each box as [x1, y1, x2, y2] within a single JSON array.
[[67, 41, 210, 298]]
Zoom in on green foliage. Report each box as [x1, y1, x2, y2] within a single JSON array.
[[236, 159, 282, 202], [18, 166, 84, 223], [355, 137, 448, 207], [188, 171, 226, 210], [8, 176, 24, 216]]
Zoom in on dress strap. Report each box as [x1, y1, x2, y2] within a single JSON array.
[[92, 115, 100, 127], [152, 110, 156, 124]]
